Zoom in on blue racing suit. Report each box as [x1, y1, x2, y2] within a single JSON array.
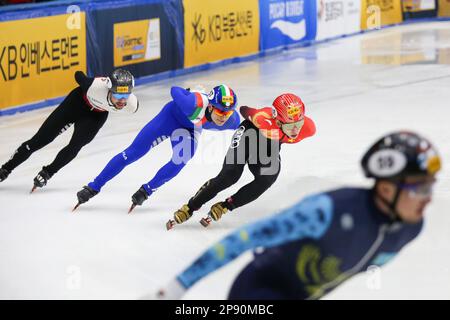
[[176, 188, 423, 299], [88, 87, 240, 195]]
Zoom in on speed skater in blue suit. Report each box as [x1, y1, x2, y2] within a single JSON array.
[[152, 131, 441, 300], [74, 85, 241, 212]]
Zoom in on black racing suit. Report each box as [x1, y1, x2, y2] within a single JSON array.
[[188, 120, 281, 211], [1, 71, 108, 177]]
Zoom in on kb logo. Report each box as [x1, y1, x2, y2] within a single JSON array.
[[192, 13, 206, 50]]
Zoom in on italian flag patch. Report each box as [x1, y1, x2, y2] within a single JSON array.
[[189, 92, 208, 121]]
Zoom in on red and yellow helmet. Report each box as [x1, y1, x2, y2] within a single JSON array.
[[272, 93, 305, 123]]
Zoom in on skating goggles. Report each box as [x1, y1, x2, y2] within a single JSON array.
[[397, 180, 435, 198], [111, 92, 131, 100], [281, 119, 304, 132], [213, 107, 234, 117]]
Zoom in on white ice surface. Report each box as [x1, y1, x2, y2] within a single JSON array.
[[0, 22, 449, 300]]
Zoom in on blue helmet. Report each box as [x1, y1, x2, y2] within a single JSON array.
[[207, 85, 237, 112]]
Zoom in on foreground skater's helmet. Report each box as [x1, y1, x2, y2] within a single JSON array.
[[361, 131, 441, 181], [109, 69, 134, 99], [208, 85, 237, 114]]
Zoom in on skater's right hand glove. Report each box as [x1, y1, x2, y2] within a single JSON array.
[[142, 278, 186, 300]]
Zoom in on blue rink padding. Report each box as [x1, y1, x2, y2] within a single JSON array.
[[1, 0, 449, 118]]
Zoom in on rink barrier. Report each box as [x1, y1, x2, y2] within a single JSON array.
[[403, 0, 439, 20], [3, 16, 450, 117], [1, 0, 450, 116], [0, 0, 183, 115]]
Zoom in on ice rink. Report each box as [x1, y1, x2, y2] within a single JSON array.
[[1, 21, 449, 300]]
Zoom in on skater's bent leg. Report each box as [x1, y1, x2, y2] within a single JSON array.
[[45, 113, 108, 176], [188, 161, 245, 210], [88, 114, 173, 191], [2, 101, 73, 172], [227, 163, 280, 210], [143, 160, 187, 194], [188, 122, 252, 210], [88, 139, 152, 192], [142, 129, 198, 194]]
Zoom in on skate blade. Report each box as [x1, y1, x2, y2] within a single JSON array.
[[30, 185, 37, 194], [200, 216, 212, 228], [72, 203, 81, 212], [166, 219, 176, 231], [128, 203, 136, 214]]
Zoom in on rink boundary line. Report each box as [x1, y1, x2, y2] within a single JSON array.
[[2, 17, 450, 117]]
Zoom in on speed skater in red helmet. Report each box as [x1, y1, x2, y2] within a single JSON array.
[[242, 93, 312, 143], [166, 93, 316, 229]]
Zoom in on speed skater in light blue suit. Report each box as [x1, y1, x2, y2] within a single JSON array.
[[153, 131, 441, 300], [75, 85, 240, 212]]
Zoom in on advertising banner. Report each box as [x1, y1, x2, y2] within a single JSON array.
[[438, 0, 450, 17], [183, 0, 260, 68], [316, 0, 361, 41], [361, 0, 402, 30], [91, 2, 182, 78], [0, 13, 87, 110], [259, 0, 317, 50], [113, 19, 161, 67]]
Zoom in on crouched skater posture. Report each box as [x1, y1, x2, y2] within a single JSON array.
[[0, 69, 138, 193], [168, 93, 316, 229], [154, 131, 441, 300], [75, 85, 241, 212]]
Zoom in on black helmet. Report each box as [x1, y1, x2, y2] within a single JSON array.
[[109, 69, 134, 96], [361, 131, 441, 181]]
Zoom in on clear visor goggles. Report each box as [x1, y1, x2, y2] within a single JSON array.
[[281, 118, 304, 132], [398, 180, 436, 198], [112, 92, 130, 100]]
